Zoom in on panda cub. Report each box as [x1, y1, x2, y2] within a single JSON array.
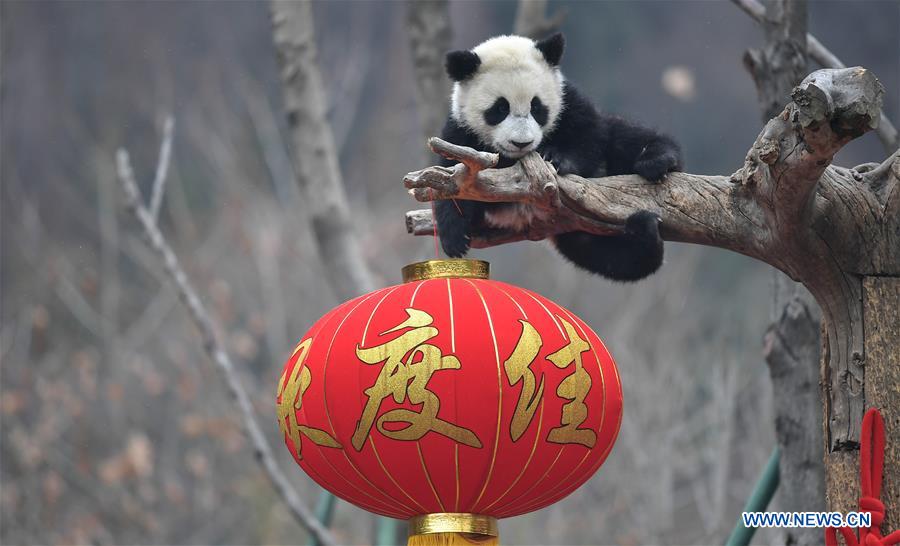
[[435, 33, 683, 282]]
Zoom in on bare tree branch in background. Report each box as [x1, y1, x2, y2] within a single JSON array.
[[269, 1, 406, 542], [405, 0, 452, 144], [149, 116, 174, 223], [738, 2, 824, 544], [324, 7, 376, 154], [513, 0, 567, 40], [269, 0, 376, 302], [114, 129, 336, 546], [733, 0, 899, 153]]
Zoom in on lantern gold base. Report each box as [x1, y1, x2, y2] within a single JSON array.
[[402, 259, 490, 283], [408, 513, 499, 546]]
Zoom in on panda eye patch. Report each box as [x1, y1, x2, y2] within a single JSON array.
[[483, 97, 510, 126], [531, 97, 549, 126]]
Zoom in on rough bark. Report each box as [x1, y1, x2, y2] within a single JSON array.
[[742, 2, 824, 543], [733, 0, 899, 153], [743, 0, 808, 120], [270, 0, 376, 301], [861, 278, 900, 531], [405, 66, 900, 523], [828, 277, 900, 532], [407, 69, 891, 266], [763, 295, 823, 543]]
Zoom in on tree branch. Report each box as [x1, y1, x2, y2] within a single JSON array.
[[270, 0, 376, 301], [732, 0, 899, 152], [513, 0, 567, 40], [756, 68, 885, 239], [739, 5, 825, 542], [149, 116, 174, 223], [762, 295, 823, 545], [406, 138, 763, 253], [115, 145, 336, 546], [406, 68, 891, 271], [405, 0, 452, 143]]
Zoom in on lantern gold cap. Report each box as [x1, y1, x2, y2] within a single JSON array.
[[408, 513, 498, 537], [402, 259, 490, 283]]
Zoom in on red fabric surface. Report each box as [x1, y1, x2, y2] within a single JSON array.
[[276, 278, 623, 518]]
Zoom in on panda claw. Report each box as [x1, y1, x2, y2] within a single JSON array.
[[634, 153, 679, 182], [440, 234, 471, 258]]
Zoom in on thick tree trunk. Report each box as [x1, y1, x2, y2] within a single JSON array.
[[743, 2, 825, 543], [270, 0, 376, 301], [746, 2, 898, 533]]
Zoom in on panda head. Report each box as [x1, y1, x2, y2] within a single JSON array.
[[446, 33, 566, 159]]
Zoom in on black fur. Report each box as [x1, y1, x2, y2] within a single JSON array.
[[553, 212, 663, 282], [535, 33, 565, 66], [484, 97, 510, 126], [531, 97, 549, 126], [436, 53, 682, 282], [445, 50, 481, 82]]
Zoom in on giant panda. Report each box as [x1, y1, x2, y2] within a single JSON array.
[[435, 33, 683, 282]]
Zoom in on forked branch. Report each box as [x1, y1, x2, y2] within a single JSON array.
[[405, 68, 894, 278], [405, 138, 763, 254], [404, 66, 899, 453]]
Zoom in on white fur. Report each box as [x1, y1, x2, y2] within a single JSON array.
[[484, 203, 549, 230], [451, 35, 565, 158]]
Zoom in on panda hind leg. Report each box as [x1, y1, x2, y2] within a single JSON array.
[[435, 199, 478, 257], [551, 211, 664, 282]]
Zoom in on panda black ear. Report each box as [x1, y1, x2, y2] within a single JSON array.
[[445, 50, 481, 82], [535, 33, 565, 66]]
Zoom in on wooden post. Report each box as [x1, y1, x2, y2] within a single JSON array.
[[823, 277, 900, 528]]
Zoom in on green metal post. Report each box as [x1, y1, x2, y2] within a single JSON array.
[[375, 516, 401, 546], [725, 447, 781, 546], [310, 491, 337, 546]]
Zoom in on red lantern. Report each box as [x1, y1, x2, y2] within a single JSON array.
[[276, 260, 622, 542]]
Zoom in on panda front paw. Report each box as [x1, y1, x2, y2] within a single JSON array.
[[541, 149, 579, 176], [634, 151, 680, 182]]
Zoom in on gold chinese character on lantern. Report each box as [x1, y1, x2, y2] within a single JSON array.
[[504, 317, 596, 448], [504, 320, 545, 442], [276, 339, 341, 459], [352, 308, 482, 451], [546, 318, 596, 448]]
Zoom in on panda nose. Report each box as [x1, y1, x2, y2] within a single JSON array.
[[511, 140, 533, 149]]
